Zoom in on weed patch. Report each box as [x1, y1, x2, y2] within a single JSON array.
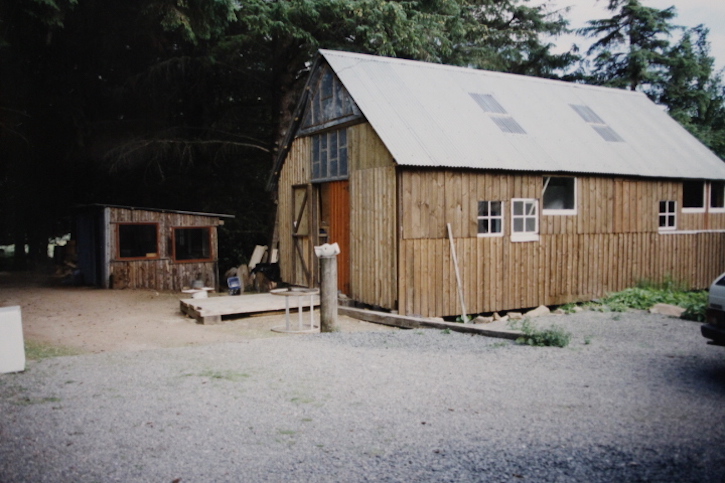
[[509, 319, 571, 348], [25, 340, 82, 360]]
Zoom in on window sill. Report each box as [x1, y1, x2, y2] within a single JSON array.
[[511, 234, 540, 243], [542, 209, 577, 216], [477, 233, 504, 238], [682, 207, 706, 214]]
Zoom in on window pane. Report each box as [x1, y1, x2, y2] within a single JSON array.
[[119, 224, 157, 258], [490, 201, 501, 216], [525, 217, 536, 232], [668, 215, 675, 227], [543, 177, 575, 210], [659, 215, 667, 227], [711, 181, 725, 208], [659, 200, 667, 213], [478, 201, 489, 217], [668, 201, 675, 212], [683, 181, 704, 208], [339, 147, 348, 176], [174, 227, 211, 261], [513, 201, 523, 216], [491, 218, 501, 233], [513, 218, 524, 232]]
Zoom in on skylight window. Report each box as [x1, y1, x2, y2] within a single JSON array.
[[570, 104, 624, 143], [470, 93, 526, 134]]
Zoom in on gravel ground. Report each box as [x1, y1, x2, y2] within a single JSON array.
[[1, 310, 724, 482]]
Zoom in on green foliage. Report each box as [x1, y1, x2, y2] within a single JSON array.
[[681, 294, 709, 322], [578, 0, 676, 91], [509, 319, 572, 348], [601, 285, 706, 312]]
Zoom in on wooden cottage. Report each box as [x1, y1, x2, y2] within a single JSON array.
[[75, 204, 232, 291], [270, 50, 725, 318]]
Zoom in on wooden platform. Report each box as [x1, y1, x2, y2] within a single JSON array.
[[180, 293, 320, 325]]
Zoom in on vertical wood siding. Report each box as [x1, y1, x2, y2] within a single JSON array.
[[107, 208, 222, 291], [398, 171, 725, 317]]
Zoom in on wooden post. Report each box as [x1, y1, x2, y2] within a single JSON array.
[[319, 254, 339, 332]]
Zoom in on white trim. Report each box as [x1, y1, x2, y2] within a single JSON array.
[[682, 207, 706, 214], [658, 200, 677, 231], [476, 200, 505, 237], [511, 234, 541, 243], [511, 198, 539, 242], [659, 229, 725, 235]]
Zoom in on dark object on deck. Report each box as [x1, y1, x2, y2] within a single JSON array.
[[251, 263, 281, 283]]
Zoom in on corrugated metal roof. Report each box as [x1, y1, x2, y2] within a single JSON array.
[[321, 49, 725, 180]]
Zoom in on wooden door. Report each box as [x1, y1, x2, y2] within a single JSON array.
[[319, 181, 351, 295], [292, 185, 312, 286]]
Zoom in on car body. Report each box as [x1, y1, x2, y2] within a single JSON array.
[[703, 272, 725, 346]]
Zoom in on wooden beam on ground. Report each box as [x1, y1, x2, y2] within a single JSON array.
[[339, 306, 521, 340]]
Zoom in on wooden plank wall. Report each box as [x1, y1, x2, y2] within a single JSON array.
[[398, 171, 725, 317], [107, 208, 222, 291], [277, 137, 312, 287], [349, 123, 398, 308], [350, 166, 397, 308]]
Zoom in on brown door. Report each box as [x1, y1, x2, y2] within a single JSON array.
[[319, 181, 350, 295]]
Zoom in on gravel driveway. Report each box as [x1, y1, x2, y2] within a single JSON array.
[[1, 310, 724, 482]]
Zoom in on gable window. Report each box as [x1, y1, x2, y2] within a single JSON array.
[[542, 177, 576, 214], [511, 199, 539, 242], [118, 223, 158, 259], [682, 181, 705, 212], [477, 201, 503, 237], [659, 200, 676, 230], [173, 227, 212, 262], [312, 129, 348, 182], [710, 181, 725, 211]]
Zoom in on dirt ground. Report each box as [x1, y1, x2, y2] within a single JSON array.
[[0, 271, 394, 354]]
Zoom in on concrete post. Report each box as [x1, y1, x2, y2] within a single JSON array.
[[319, 254, 339, 332]]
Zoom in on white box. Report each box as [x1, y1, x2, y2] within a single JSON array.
[[0, 306, 25, 373]]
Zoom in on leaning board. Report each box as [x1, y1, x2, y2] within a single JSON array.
[[180, 293, 319, 325]]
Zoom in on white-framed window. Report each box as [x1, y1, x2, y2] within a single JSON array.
[[709, 181, 725, 212], [511, 198, 539, 242], [477, 201, 504, 237], [659, 200, 677, 230], [682, 181, 705, 213], [542, 176, 577, 215]]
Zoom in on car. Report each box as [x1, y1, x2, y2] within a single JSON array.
[[703, 272, 725, 346]]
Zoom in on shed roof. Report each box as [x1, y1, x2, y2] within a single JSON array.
[[320, 49, 725, 180], [77, 204, 235, 219]]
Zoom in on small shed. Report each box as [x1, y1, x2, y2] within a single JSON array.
[[271, 50, 725, 318], [74, 204, 233, 291]]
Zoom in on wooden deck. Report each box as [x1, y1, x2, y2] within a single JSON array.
[[180, 293, 320, 325]]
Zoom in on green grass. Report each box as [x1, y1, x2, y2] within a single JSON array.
[[509, 319, 572, 348], [24, 340, 83, 360]]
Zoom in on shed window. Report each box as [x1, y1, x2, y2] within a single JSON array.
[[543, 177, 576, 214], [682, 181, 705, 211], [173, 227, 212, 262], [511, 199, 539, 242], [312, 129, 348, 182], [118, 223, 158, 259], [477, 201, 503, 236], [659, 200, 676, 230], [710, 181, 725, 211]]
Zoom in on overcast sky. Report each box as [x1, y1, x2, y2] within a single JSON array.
[[534, 0, 725, 71]]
